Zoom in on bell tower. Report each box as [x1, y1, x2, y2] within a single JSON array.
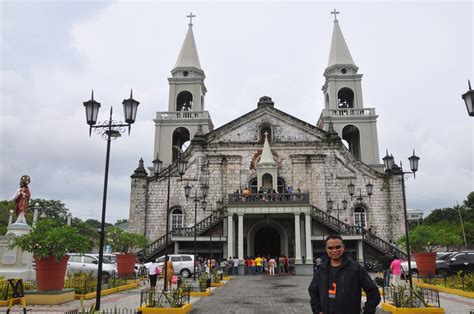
[[154, 13, 213, 167], [317, 10, 382, 170]]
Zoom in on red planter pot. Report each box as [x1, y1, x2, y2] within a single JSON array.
[[34, 255, 69, 291], [116, 253, 136, 277], [414, 252, 436, 277]]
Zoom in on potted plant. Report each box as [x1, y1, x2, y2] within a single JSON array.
[[198, 273, 208, 292], [105, 226, 148, 277], [10, 218, 88, 291], [399, 224, 462, 277]]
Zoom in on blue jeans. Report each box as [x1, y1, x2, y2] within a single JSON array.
[[383, 270, 391, 287]]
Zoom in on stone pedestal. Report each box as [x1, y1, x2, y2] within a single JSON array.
[[0, 223, 35, 280]]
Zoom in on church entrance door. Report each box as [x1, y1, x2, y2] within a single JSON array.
[[254, 226, 280, 257]]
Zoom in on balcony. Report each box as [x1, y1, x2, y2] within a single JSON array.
[[320, 108, 376, 117], [155, 110, 211, 120], [227, 193, 310, 206]]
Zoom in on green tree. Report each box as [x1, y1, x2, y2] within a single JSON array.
[[29, 199, 70, 223], [0, 200, 13, 235]]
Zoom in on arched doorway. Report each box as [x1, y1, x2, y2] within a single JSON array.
[[254, 226, 281, 257]]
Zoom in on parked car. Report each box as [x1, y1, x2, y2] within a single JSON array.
[[67, 253, 116, 279], [445, 251, 474, 274], [145, 254, 194, 278]]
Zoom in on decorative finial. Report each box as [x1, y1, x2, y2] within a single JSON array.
[[130, 89, 133, 98], [91, 90, 94, 100], [187, 12, 196, 26], [469, 80, 472, 91], [331, 9, 340, 22]]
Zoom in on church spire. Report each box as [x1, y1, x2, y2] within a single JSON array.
[[327, 10, 356, 68], [173, 12, 202, 72], [258, 132, 276, 166]]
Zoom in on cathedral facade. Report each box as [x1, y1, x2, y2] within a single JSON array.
[[128, 15, 405, 269]]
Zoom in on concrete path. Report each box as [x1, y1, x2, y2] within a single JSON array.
[[4, 275, 474, 313]]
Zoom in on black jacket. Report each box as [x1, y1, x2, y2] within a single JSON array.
[[308, 254, 381, 314]]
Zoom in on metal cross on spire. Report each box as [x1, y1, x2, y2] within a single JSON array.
[[187, 12, 196, 26], [331, 9, 340, 22], [264, 131, 269, 140]]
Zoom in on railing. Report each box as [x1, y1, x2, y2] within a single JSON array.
[[382, 285, 440, 308], [364, 232, 408, 260], [311, 206, 407, 259], [172, 211, 223, 237], [311, 206, 361, 235], [227, 193, 310, 206], [156, 110, 211, 120], [320, 108, 376, 117], [143, 209, 224, 261]]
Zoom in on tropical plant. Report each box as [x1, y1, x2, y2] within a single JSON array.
[[398, 224, 462, 252], [9, 218, 89, 261], [105, 226, 148, 253], [391, 285, 429, 308]]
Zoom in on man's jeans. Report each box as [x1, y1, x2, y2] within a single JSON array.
[[234, 266, 238, 275], [383, 270, 391, 287]]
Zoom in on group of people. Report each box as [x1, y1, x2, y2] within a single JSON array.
[[232, 186, 304, 203], [147, 256, 174, 290], [242, 255, 296, 275], [381, 253, 403, 287]]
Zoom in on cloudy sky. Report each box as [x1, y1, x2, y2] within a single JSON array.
[[1, 1, 472, 224]]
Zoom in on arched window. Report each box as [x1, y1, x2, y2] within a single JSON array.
[[170, 207, 184, 230], [354, 207, 366, 229], [262, 173, 273, 191], [260, 124, 272, 143], [342, 125, 361, 160], [176, 91, 193, 111], [337, 87, 354, 108], [172, 127, 191, 162], [277, 178, 285, 193]]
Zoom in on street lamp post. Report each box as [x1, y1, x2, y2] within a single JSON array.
[[462, 80, 474, 116], [383, 149, 420, 290], [184, 182, 208, 281], [152, 155, 188, 291], [83, 90, 139, 310], [327, 199, 348, 221]]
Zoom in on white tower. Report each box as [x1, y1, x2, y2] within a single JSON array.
[[154, 13, 213, 167], [317, 10, 382, 170]]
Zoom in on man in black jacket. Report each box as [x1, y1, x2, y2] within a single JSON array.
[[308, 234, 381, 314]]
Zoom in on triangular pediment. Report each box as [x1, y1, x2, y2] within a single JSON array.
[[204, 105, 329, 144]]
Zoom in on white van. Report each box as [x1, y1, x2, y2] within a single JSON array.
[[67, 253, 116, 279], [146, 254, 194, 278]]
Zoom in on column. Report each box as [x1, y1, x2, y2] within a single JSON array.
[[227, 214, 234, 258], [294, 213, 302, 262], [357, 240, 364, 263], [305, 213, 313, 261], [174, 242, 179, 254], [238, 214, 244, 260]]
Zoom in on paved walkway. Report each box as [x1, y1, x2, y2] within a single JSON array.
[[4, 275, 474, 313]]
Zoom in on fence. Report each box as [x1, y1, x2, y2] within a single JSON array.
[[417, 271, 474, 292], [382, 285, 440, 308], [139, 287, 190, 308]]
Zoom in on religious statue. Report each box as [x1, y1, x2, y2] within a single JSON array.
[[10, 175, 31, 224]]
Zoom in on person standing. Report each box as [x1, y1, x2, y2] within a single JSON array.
[[255, 255, 262, 274], [165, 256, 174, 290], [390, 256, 402, 287], [269, 257, 276, 276], [308, 234, 381, 314], [381, 253, 393, 287], [148, 258, 160, 289], [233, 256, 239, 275]]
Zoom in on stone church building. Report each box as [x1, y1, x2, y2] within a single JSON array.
[[128, 15, 406, 271]]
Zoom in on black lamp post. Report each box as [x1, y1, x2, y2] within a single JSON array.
[[327, 199, 348, 223], [462, 80, 474, 116], [383, 149, 420, 290], [152, 154, 188, 291], [83, 90, 139, 311], [184, 182, 208, 281], [348, 180, 373, 202]]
